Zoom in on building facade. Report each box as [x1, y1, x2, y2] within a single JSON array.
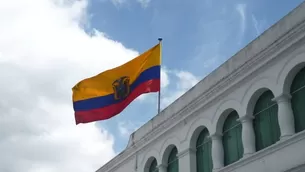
[[97, 2, 305, 172]]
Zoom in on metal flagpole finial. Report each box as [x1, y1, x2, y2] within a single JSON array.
[[158, 37, 163, 42]]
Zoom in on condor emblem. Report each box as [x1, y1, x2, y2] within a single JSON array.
[[112, 76, 131, 100]]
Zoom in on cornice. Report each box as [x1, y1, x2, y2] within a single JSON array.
[[96, 12, 305, 172]]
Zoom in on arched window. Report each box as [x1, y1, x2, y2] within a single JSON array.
[[222, 110, 243, 166], [196, 128, 212, 172], [167, 147, 179, 172], [253, 90, 280, 151], [290, 67, 305, 133], [149, 158, 158, 172]]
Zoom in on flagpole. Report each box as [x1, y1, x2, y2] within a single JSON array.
[[158, 37, 162, 114]]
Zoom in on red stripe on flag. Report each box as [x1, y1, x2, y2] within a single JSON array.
[[75, 79, 160, 124]]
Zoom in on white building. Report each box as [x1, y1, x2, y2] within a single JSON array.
[[96, 2, 305, 172]]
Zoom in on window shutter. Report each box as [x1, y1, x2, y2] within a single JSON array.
[[253, 90, 280, 151], [149, 158, 158, 172], [196, 128, 212, 172], [222, 111, 243, 166], [167, 147, 179, 172], [291, 67, 305, 133]]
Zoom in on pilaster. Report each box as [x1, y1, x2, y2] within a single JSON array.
[[210, 134, 224, 171], [177, 148, 196, 172], [157, 164, 167, 172], [238, 115, 256, 158], [272, 93, 295, 140]]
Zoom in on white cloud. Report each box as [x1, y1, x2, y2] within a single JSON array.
[[252, 14, 260, 35], [111, 0, 126, 6], [118, 121, 142, 138], [236, 3, 247, 42], [161, 67, 170, 88], [0, 0, 143, 171], [161, 70, 200, 108], [110, 0, 151, 8], [136, 0, 151, 8], [175, 71, 199, 90], [251, 14, 267, 36]]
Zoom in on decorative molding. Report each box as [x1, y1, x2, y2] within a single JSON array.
[[96, 10, 305, 172], [217, 131, 305, 172]]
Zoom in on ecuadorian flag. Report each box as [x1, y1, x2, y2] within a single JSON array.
[[72, 43, 161, 124]]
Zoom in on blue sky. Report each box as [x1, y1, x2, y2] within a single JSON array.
[[87, 0, 304, 153]]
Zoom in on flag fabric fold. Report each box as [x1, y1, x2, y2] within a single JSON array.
[[72, 43, 161, 124]]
